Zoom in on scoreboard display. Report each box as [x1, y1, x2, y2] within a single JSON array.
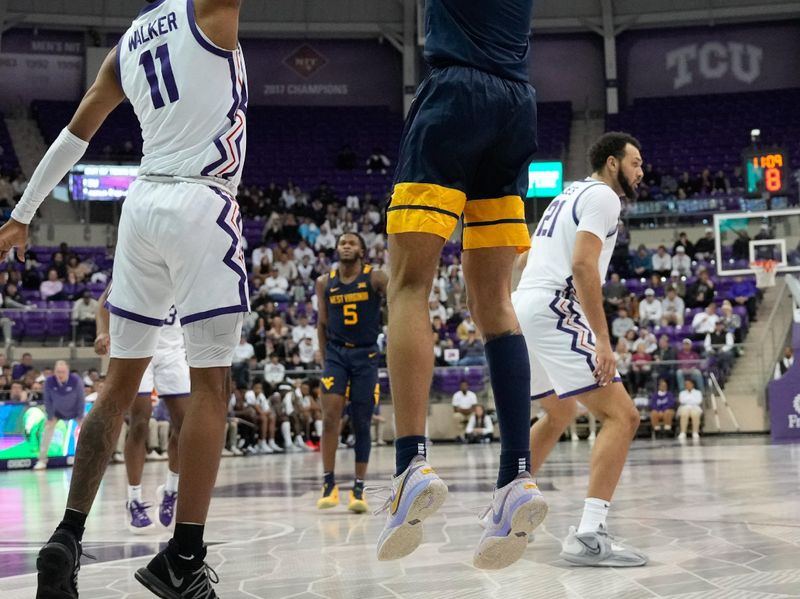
[[69, 164, 139, 201], [744, 148, 789, 195]]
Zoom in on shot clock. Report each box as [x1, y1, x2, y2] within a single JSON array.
[[743, 148, 789, 195]]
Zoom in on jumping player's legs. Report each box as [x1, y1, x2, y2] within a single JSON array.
[[530, 394, 577, 475]]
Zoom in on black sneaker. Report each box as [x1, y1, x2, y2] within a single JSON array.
[[36, 529, 82, 599], [135, 541, 219, 598]]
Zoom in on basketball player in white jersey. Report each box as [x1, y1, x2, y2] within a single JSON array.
[[0, 1, 246, 597], [95, 286, 189, 533], [513, 132, 649, 567]]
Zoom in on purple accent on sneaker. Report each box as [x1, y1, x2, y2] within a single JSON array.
[[159, 492, 177, 527], [492, 493, 537, 538], [128, 501, 154, 529]]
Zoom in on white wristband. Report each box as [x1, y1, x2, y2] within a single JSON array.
[[11, 127, 89, 224]]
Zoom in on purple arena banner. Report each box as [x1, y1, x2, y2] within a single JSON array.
[[618, 23, 800, 102], [767, 323, 800, 443], [240, 39, 403, 110]]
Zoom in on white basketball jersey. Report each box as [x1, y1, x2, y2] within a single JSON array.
[[157, 305, 185, 353], [517, 178, 621, 294], [116, 0, 247, 193]]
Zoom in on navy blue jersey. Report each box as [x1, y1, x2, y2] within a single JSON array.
[[325, 265, 382, 348], [424, 0, 533, 82]]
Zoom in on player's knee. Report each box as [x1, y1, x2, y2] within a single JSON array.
[[128, 417, 149, 442], [623, 404, 641, 435], [547, 403, 575, 431]]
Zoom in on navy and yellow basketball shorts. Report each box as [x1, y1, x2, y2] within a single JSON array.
[[388, 65, 538, 252], [321, 344, 380, 403]]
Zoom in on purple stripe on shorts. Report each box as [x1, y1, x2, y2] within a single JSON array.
[[210, 187, 248, 306], [106, 301, 164, 327], [531, 389, 555, 400], [559, 377, 623, 400], [549, 293, 595, 372], [180, 304, 248, 326]]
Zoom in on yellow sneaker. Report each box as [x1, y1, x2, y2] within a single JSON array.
[[317, 484, 340, 509], [348, 490, 368, 514]]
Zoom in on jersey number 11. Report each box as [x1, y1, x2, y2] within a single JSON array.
[[139, 44, 180, 109]]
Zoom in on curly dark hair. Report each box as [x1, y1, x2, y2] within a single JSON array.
[[588, 132, 641, 172]]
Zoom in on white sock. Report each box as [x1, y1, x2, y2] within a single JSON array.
[[314, 419, 323, 438], [165, 470, 179, 494], [281, 421, 292, 446], [578, 497, 610, 534], [127, 484, 143, 503]]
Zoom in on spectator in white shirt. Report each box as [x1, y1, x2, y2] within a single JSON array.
[[691, 302, 718, 337], [251, 243, 273, 273], [671, 245, 692, 277], [294, 239, 315, 263], [298, 337, 316, 365], [365, 204, 382, 226], [651, 245, 672, 276], [660, 287, 685, 326], [291, 314, 317, 347], [346, 193, 360, 212], [297, 255, 317, 283], [465, 404, 494, 443], [677, 379, 703, 440], [263, 354, 286, 387], [774, 346, 794, 380], [428, 297, 448, 323], [315, 224, 336, 252], [611, 307, 636, 342], [452, 380, 477, 441], [274, 253, 298, 282], [231, 335, 255, 388], [261, 268, 289, 301], [704, 320, 735, 373], [639, 289, 662, 327]]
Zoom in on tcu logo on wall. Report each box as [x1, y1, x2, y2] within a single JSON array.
[[666, 42, 763, 90], [790, 394, 800, 430]]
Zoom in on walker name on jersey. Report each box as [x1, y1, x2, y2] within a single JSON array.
[[128, 12, 179, 52]]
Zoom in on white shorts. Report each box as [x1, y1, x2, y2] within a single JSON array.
[[512, 288, 620, 400], [107, 180, 249, 366], [138, 347, 191, 397]]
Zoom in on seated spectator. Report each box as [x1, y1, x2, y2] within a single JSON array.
[[660, 286, 685, 326], [653, 334, 677, 389], [465, 404, 493, 444], [274, 252, 298, 282], [9, 381, 28, 402], [676, 339, 704, 391], [49, 252, 68, 279], [336, 144, 357, 170], [666, 269, 686, 298], [40, 268, 65, 301], [630, 342, 654, 393], [635, 327, 657, 354], [686, 269, 715, 308], [673, 232, 696, 258], [677, 379, 703, 440], [298, 217, 320, 246], [694, 227, 716, 260], [649, 379, 676, 436], [712, 170, 730, 194], [631, 245, 652, 278], [614, 339, 633, 393], [261, 268, 289, 301], [611, 307, 636, 342], [691, 302, 719, 338], [291, 314, 316, 347], [456, 314, 477, 342], [458, 326, 485, 366], [774, 346, 794, 379], [647, 273, 665, 295], [315, 223, 336, 252], [72, 290, 99, 344], [34, 360, 85, 470], [651, 246, 672, 276], [622, 329, 638, 352], [3, 282, 30, 309], [12, 352, 34, 381], [604, 272, 630, 314], [452, 380, 477, 442], [429, 297, 448, 323], [729, 275, 757, 321], [671, 246, 692, 277], [639, 289, 662, 327], [568, 402, 597, 442], [62, 272, 85, 301], [719, 300, 743, 342], [263, 354, 286, 388], [366, 147, 391, 175], [704, 320, 735, 376], [251, 242, 273, 273], [232, 334, 255, 388]]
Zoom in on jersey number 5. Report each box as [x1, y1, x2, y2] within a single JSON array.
[[343, 303, 358, 326], [139, 44, 180, 109]]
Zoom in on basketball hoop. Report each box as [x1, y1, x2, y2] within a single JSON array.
[[751, 259, 778, 288]]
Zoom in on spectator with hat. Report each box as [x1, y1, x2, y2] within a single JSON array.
[[458, 325, 486, 366], [676, 339, 704, 392], [694, 227, 716, 260], [671, 246, 692, 277], [639, 289, 662, 328]]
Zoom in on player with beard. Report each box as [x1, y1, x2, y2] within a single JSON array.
[[513, 132, 649, 566], [315, 233, 388, 513]]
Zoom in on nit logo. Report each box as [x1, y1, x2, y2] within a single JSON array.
[[322, 377, 335, 391], [284, 45, 327, 78]]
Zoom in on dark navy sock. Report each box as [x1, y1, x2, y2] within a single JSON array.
[[323, 471, 335, 488], [394, 435, 427, 477], [353, 479, 365, 499], [485, 334, 532, 488], [56, 508, 87, 541], [173, 523, 204, 561]]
